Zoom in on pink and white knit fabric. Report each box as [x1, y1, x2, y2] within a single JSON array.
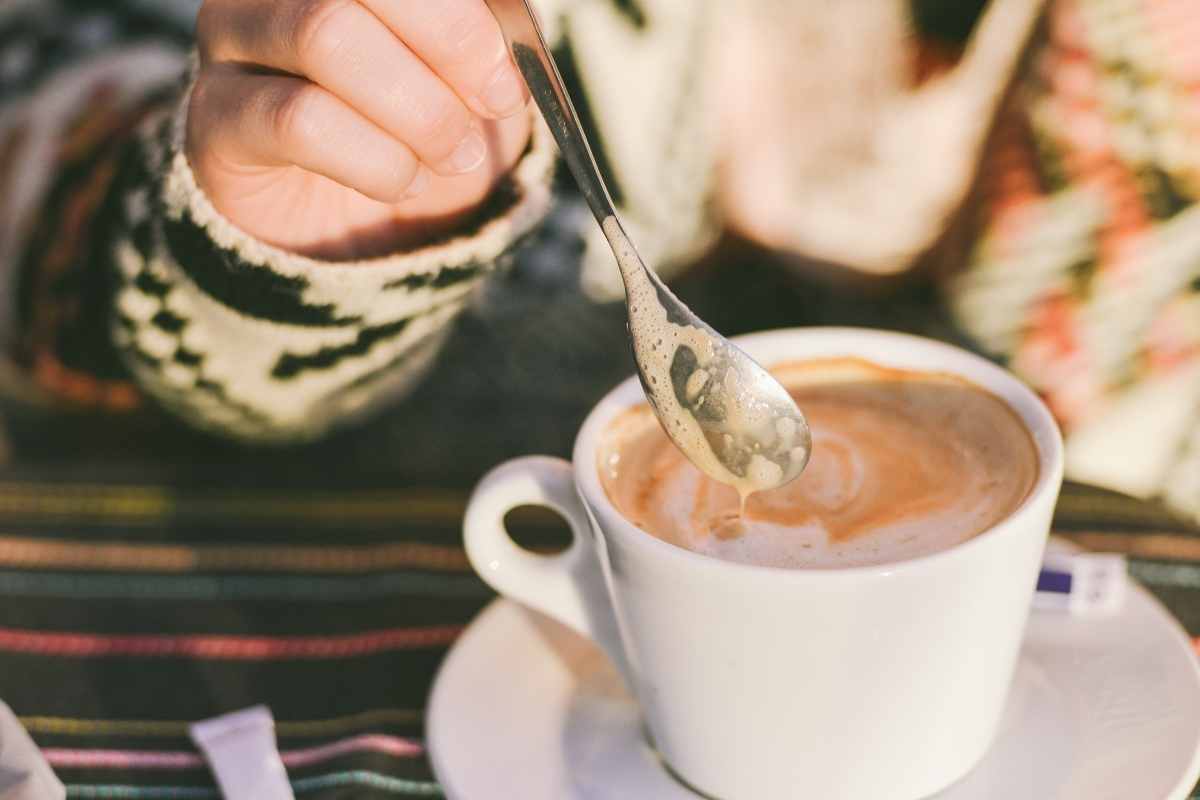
[[950, 0, 1200, 518]]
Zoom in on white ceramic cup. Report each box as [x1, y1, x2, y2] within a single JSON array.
[[464, 328, 1065, 800]]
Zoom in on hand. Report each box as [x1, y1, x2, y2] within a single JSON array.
[[188, 0, 532, 260]]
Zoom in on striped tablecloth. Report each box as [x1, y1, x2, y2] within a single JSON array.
[[1, 247, 1197, 798]]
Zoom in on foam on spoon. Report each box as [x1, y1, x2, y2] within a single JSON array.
[[607, 218, 808, 505]]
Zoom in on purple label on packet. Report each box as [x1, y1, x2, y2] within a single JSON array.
[[1036, 568, 1072, 595]]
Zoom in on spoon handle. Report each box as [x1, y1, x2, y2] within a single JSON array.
[[484, 0, 619, 226]]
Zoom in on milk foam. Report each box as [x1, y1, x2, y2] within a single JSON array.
[[599, 358, 1039, 569]]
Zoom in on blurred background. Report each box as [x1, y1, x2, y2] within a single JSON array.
[[5, 0, 1198, 524], [2, 0, 1200, 797]]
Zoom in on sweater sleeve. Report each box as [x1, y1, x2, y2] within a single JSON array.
[[109, 74, 556, 441]]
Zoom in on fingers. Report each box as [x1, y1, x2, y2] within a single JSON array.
[[359, 0, 527, 120], [189, 66, 426, 204], [199, 0, 490, 177]]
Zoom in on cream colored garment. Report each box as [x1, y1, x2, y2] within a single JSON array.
[[536, 0, 721, 300], [558, 0, 1044, 298]]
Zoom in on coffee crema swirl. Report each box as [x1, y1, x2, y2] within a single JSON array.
[[599, 358, 1039, 569]]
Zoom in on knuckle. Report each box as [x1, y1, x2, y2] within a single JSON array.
[[393, 158, 422, 192], [195, 0, 249, 66], [195, 3, 217, 49], [360, 149, 417, 203], [409, 100, 471, 155], [373, 183, 407, 204], [380, 167, 417, 202], [187, 70, 225, 131], [185, 89, 213, 156], [186, 72, 240, 170], [272, 85, 327, 151], [188, 74, 212, 122], [293, 0, 359, 67], [441, 8, 496, 58]]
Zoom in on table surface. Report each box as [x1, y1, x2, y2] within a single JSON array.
[[3, 238, 1199, 799]]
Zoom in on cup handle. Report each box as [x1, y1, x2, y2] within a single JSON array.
[[464, 456, 627, 677]]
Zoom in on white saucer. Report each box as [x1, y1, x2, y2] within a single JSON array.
[[429, 558, 1200, 799]]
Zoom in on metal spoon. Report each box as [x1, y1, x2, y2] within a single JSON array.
[[484, 0, 812, 496]]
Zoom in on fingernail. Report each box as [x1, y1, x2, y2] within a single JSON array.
[[405, 165, 430, 197], [444, 129, 487, 174], [481, 67, 526, 117]]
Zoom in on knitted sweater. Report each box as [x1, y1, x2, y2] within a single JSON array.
[[952, 0, 1200, 516]]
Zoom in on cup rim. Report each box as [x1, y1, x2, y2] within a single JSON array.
[[572, 327, 1065, 580]]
